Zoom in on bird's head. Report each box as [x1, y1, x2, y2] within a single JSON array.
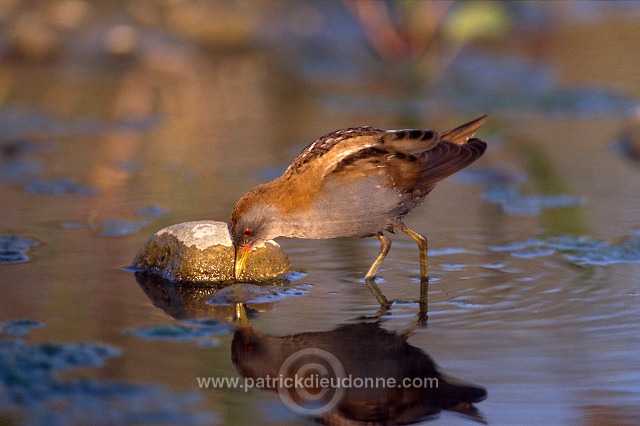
[[229, 223, 263, 281], [229, 190, 278, 280]]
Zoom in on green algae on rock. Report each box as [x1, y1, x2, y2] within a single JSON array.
[[132, 221, 290, 284]]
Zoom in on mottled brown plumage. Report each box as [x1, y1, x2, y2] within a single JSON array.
[[230, 116, 488, 280]]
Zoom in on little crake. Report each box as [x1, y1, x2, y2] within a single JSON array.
[[230, 116, 487, 281]]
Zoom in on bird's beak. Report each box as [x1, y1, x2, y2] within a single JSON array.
[[234, 245, 251, 280]]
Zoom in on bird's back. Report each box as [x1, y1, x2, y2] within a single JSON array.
[[231, 117, 487, 241], [284, 116, 486, 185]]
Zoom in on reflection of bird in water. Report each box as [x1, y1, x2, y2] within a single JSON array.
[[230, 116, 487, 282], [232, 320, 487, 424]]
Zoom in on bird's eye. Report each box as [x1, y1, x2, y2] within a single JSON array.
[[243, 228, 252, 237]]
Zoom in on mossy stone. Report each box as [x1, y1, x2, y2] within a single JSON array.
[[133, 221, 290, 284]]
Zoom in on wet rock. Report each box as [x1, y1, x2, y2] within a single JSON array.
[[132, 221, 290, 284], [134, 272, 307, 320]]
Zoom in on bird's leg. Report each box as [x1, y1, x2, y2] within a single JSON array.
[[364, 233, 391, 280], [399, 222, 428, 280]]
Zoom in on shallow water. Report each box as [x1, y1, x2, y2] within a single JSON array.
[[1, 2, 640, 425]]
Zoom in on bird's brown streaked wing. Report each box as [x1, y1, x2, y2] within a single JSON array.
[[381, 128, 441, 156], [283, 127, 384, 178], [418, 138, 487, 189], [284, 126, 442, 179], [328, 145, 423, 191], [440, 115, 488, 145]]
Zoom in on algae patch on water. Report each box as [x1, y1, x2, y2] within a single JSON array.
[[0, 323, 217, 425]]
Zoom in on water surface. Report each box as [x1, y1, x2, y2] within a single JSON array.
[[1, 2, 640, 425]]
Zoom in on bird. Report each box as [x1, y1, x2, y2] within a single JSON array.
[[230, 116, 487, 281], [231, 321, 487, 423]]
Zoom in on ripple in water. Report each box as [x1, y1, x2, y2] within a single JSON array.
[[490, 233, 640, 266], [483, 186, 585, 216], [0, 235, 40, 264], [124, 318, 231, 345], [61, 204, 167, 236]]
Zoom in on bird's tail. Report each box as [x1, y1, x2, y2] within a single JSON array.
[[441, 115, 488, 145]]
